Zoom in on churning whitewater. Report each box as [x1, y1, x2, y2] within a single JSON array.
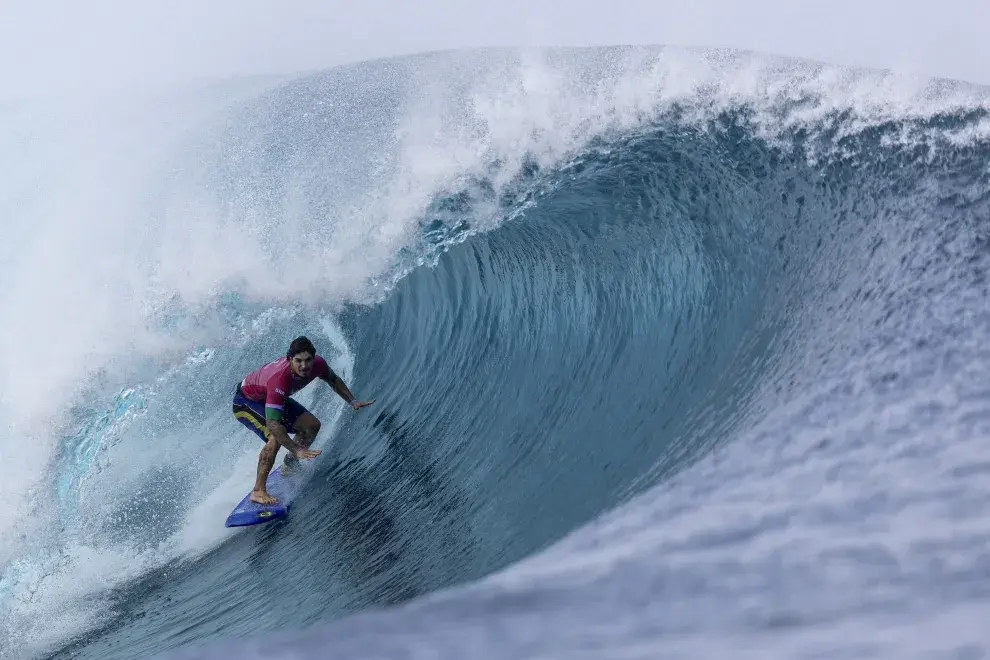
[[1, 47, 989, 660]]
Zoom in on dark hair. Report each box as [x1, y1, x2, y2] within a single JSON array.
[[287, 336, 317, 359]]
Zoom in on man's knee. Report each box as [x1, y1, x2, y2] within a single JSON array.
[[297, 413, 321, 435], [259, 439, 279, 460]]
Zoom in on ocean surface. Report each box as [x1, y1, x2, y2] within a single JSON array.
[[1, 46, 989, 660]]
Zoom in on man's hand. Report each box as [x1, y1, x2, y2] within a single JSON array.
[[351, 399, 375, 410], [293, 447, 322, 460]]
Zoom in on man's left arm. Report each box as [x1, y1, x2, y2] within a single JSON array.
[[320, 362, 375, 410]]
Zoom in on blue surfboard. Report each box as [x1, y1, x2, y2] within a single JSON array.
[[225, 462, 311, 527]]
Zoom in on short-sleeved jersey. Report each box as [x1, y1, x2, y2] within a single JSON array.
[[240, 355, 336, 420]]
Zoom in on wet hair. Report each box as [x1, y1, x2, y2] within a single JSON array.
[[287, 336, 317, 359]]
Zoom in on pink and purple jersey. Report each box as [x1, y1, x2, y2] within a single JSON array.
[[240, 355, 334, 420]]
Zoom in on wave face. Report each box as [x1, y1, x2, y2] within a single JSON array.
[[2, 47, 989, 660]]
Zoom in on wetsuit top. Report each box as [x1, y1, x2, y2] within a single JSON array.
[[240, 355, 337, 420]]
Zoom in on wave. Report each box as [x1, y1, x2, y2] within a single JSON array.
[[1, 46, 988, 659]]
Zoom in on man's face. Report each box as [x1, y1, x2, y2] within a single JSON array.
[[290, 351, 314, 378]]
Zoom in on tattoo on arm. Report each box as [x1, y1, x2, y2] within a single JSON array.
[[266, 419, 301, 452]]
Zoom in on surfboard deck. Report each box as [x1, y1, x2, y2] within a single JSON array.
[[224, 461, 310, 527]]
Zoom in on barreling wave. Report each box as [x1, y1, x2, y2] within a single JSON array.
[[1, 46, 988, 660]]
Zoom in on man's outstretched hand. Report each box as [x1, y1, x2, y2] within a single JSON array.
[[351, 399, 375, 410]]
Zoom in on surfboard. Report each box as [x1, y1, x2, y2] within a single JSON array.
[[224, 462, 310, 527]]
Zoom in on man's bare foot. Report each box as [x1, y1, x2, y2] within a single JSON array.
[[250, 489, 278, 505]]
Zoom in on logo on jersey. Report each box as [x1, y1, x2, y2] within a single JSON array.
[[275, 388, 285, 396]]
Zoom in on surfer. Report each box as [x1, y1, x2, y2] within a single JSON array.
[[232, 336, 375, 505]]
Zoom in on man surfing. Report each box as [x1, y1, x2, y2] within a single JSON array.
[[232, 336, 375, 505]]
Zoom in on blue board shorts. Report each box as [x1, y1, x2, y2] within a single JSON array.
[[232, 383, 309, 442]]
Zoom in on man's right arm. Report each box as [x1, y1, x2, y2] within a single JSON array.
[[265, 419, 304, 454], [263, 374, 306, 453]]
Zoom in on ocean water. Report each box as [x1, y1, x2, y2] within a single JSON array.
[[1, 46, 989, 660]]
